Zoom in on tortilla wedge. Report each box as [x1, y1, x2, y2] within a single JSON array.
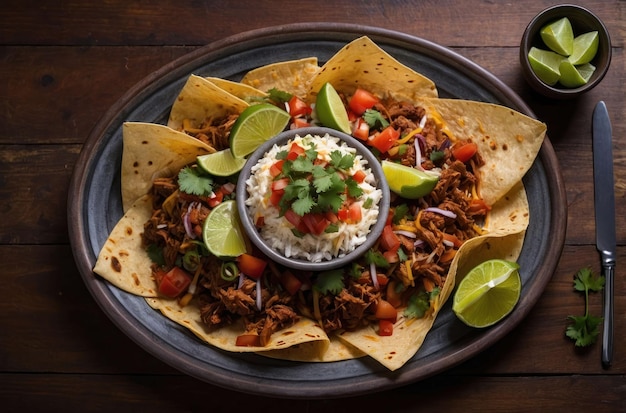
[[120, 122, 214, 212], [167, 74, 249, 132], [240, 57, 320, 98], [308, 36, 438, 101]]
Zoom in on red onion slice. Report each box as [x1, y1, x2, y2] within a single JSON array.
[[424, 207, 457, 219]]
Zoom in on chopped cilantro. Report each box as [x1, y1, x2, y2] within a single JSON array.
[[267, 87, 292, 103], [430, 150, 445, 163], [178, 166, 214, 197], [364, 249, 389, 268], [363, 197, 373, 209], [146, 244, 165, 266], [324, 223, 339, 233], [397, 247, 408, 262], [565, 267, 605, 347], [362, 109, 389, 129], [404, 291, 430, 319], [314, 270, 345, 295], [392, 204, 410, 224]]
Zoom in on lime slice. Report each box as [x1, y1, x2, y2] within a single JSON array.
[[528, 47, 564, 86], [540, 17, 574, 56], [568, 31, 599, 65], [197, 149, 247, 177], [202, 200, 247, 257], [381, 160, 439, 199], [452, 259, 521, 328], [315, 82, 351, 134], [559, 60, 593, 88], [229, 103, 290, 158]]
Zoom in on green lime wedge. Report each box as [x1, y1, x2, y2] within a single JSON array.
[[197, 149, 247, 177], [528, 47, 564, 86], [559, 60, 593, 88], [568, 31, 599, 65], [202, 200, 247, 257], [229, 103, 290, 158], [315, 82, 351, 134], [452, 259, 521, 328], [381, 160, 439, 199], [576, 62, 596, 82], [540, 17, 574, 56]]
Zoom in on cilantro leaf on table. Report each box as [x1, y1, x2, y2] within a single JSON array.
[[565, 267, 605, 347], [178, 166, 214, 197]]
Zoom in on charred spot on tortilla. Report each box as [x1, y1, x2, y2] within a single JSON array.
[[111, 256, 122, 272], [132, 273, 140, 285], [125, 226, 133, 236]]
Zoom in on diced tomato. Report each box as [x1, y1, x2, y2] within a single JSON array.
[[269, 190, 283, 207], [348, 203, 362, 223], [383, 249, 399, 264], [352, 117, 370, 141], [451, 141, 478, 163], [380, 225, 400, 251], [348, 110, 360, 122], [158, 267, 192, 298], [269, 160, 285, 178], [235, 334, 261, 347], [376, 273, 389, 287], [287, 95, 312, 118], [284, 209, 309, 233], [281, 270, 303, 295], [287, 142, 305, 160], [468, 198, 491, 215], [237, 253, 267, 279], [349, 88, 379, 116], [369, 126, 400, 153], [302, 213, 330, 235], [337, 207, 349, 222], [270, 178, 289, 206], [207, 189, 224, 207], [378, 319, 394, 336], [423, 277, 435, 293], [291, 117, 311, 129], [375, 299, 398, 322], [352, 169, 367, 183]]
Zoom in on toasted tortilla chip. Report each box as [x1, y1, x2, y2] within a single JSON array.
[[205, 77, 267, 102], [240, 57, 320, 98], [308, 36, 438, 101], [168, 74, 249, 131], [94, 194, 157, 297], [120, 122, 213, 212]]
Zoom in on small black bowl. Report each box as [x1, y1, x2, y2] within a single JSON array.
[[520, 4, 611, 99], [236, 126, 390, 271]]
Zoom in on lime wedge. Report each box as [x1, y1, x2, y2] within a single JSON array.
[[540, 17, 574, 56], [229, 103, 290, 158], [202, 200, 247, 257], [559, 60, 593, 88], [197, 149, 247, 177], [315, 82, 351, 134], [568, 31, 599, 65], [576, 62, 596, 82], [381, 160, 439, 199], [452, 259, 521, 328], [528, 47, 564, 86]]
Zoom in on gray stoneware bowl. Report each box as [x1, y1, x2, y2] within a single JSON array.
[[519, 3, 611, 99], [236, 126, 390, 271]]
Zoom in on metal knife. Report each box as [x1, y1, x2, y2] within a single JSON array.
[[592, 101, 616, 368]]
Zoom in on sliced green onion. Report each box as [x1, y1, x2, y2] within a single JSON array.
[[221, 261, 239, 281]]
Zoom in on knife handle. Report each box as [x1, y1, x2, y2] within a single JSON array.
[[602, 263, 614, 368]]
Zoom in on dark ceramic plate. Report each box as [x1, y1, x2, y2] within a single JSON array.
[[68, 23, 567, 399]]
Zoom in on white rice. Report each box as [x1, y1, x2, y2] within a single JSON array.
[[245, 133, 382, 262]]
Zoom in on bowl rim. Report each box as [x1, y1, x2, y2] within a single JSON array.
[[236, 126, 390, 271], [519, 3, 612, 98]]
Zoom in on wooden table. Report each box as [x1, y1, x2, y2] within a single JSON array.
[[2, 1, 624, 410]]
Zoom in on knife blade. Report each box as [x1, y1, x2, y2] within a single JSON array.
[[592, 100, 616, 368]]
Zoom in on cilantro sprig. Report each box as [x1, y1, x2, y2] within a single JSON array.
[[178, 166, 214, 197], [565, 267, 605, 347], [276, 143, 363, 216]]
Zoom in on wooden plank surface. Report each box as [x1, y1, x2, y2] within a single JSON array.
[[1, 0, 625, 410]]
